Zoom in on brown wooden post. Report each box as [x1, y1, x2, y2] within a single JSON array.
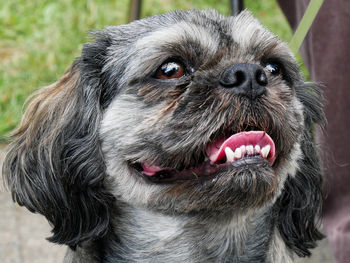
[[129, 0, 142, 22]]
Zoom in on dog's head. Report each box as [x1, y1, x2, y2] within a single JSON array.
[[3, 10, 325, 256]]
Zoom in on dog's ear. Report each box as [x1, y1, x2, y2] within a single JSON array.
[[2, 48, 115, 247], [276, 83, 326, 257]]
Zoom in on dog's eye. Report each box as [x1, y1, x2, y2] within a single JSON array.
[[155, 61, 185, 80], [265, 63, 281, 75]]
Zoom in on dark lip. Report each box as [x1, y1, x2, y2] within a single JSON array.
[[133, 155, 270, 184]]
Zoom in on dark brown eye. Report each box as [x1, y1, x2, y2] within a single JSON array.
[[155, 61, 185, 80], [265, 62, 281, 75]]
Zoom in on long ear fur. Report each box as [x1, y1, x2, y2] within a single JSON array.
[[276, 83, 326, 257], [2, 60, 115, 247]]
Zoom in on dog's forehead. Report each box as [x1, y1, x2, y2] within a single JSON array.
[[134, 21, 219, 56], [227, 11, 279, 51], [132, 10, 279, 58]]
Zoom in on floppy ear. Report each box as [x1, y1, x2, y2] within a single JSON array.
[[2, 54, 115, 247], [276, 83, 326, 257]]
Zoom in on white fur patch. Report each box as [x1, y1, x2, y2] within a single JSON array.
[[135, 21, 219, 54], [267, 228, 295, 263], [228, 11, 275, 49], [100, 94, 166, 205]]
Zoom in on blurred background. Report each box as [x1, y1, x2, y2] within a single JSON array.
[[0, 0, 334, 262]]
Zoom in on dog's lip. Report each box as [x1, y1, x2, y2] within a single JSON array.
[[137, 155, 268, 183], [141, 131, 276, 178]]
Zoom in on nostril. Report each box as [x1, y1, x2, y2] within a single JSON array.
[[233, 70, 246, 87], [256, 70, 268, 86], [220, 69, 247, 88]]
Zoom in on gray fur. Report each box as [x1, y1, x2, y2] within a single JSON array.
[[2, 10, 325, 262]]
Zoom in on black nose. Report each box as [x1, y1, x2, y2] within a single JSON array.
[[219, 63, 268, 99]]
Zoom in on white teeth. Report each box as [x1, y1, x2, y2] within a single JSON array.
[[222, 144, 271, 163], [255, 145, 261, 153], [224, 147, 235, 163], [240, 145, 246, 156], [234, 147, 242, 160], [261, 145, 271, 159], [246, 145, 254, 155]]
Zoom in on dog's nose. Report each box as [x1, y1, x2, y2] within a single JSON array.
[[219, 63, 267, 99]]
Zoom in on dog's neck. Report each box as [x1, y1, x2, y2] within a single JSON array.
[[84, 205, 287, 263]]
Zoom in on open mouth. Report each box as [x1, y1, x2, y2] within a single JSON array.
[[135, 131, 276, 183]]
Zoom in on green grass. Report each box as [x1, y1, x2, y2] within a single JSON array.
[[0, 0, 297, 140]]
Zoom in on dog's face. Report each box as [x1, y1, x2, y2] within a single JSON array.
[[3, 10, 324, 256], [100, 10, 304, 214]]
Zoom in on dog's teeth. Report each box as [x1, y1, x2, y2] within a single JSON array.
[[255, 145, 261, 154], [246, 145, 254, 155], [240, 145, 246, 156], [224, 147, 235, 163], [261, 145, 271, 159], [234, 147, 242, 160]]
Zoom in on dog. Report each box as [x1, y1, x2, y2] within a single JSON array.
[[3, 9, 325, 263]]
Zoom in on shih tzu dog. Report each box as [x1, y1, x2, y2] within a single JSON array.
[[3, 9, 325, 263]]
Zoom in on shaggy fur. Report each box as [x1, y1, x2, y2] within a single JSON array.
[[3, 10, 325, 262]]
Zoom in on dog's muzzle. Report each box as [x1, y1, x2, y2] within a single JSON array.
[[137, 130, 276, 183]]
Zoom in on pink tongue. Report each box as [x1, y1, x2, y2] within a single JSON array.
[[205, 131, 275, 163], [142, 163, 164, 176]]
